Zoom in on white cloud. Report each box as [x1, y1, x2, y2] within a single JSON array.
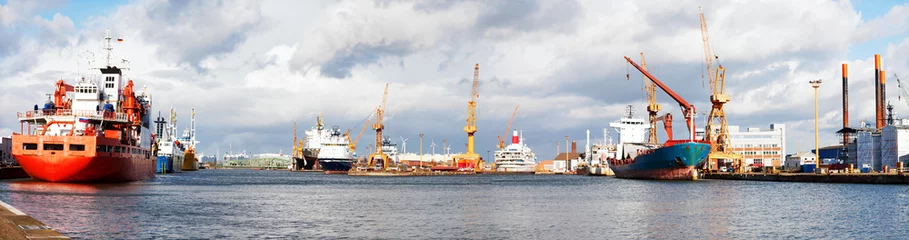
[[1, 0, 909, 159]]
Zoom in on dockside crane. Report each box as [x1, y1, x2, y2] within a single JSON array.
[[699, 6, 742, 172], [453, 64, 483, 171], [895, 73, 909, 108], [346, 112, 374, 155], [641, 52, 661, 145], [624, 56, 697, 141], [497, 105, 520, 150], [367, 83, 390, 170]]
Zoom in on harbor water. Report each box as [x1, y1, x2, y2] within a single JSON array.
[[1, 170, 907, 239]]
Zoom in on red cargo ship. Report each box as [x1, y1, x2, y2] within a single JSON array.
[[10, 31, 157, 183]]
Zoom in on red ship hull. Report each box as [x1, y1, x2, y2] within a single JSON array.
[[11, 135, 156, 183]]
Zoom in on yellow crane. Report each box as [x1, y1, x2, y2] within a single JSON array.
[[346, 112, 374, 154], [453, 64, 483, 171], [699, 6, 742, 172], [367, 83, 390, 170], [642, 52, 661, 145], [497, 105, 520, 150]]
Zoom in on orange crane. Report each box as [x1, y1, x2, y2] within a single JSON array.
[[453, 64, 483, 170], [641, 52, 661, 144], [699, 6, 742, 172], [347, 112, 374, 154], [497, 105, 520, 150], [624, 56, 697, 141], [652, 113, 673, 140], [367, 83, 390, 170]]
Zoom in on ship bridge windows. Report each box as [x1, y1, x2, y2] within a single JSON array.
[[23, 143, 38, 150], [70, 144, 85, 151], [43, 144, 64, 151]]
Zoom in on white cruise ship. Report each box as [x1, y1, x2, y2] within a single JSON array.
[[493, 130, 537, 172]]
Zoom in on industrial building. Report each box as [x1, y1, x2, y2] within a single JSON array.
[[0, 136, 12, 166], [701, 124, 786, 170]]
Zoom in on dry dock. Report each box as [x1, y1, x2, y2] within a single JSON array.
[[704, 172, 909, 184], [0, 200, 68, 239]]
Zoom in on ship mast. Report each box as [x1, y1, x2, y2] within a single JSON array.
[[190, 107, 196, 147], [104, 29, 113, 67]]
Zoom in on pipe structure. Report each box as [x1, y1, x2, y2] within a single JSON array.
[[882, 70, 887, 127], [875, 54, 882, 129], [842, 63, 849, 145]]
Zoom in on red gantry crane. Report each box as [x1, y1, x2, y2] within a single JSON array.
[[624, 56, 697, 142]]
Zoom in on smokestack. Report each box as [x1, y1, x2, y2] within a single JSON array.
[[875, 54, 882, 129], [842, 63, 849, 145], [571, 141, 577, 154], [511, 130, 519, 144], [882, 70, 887, 127]]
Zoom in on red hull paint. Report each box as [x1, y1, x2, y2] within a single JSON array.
[[613, 166, 698, 180], [16, 154, 156, 183]]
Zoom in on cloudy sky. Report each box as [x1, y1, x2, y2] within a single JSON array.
[[1, 0, 908, 160]]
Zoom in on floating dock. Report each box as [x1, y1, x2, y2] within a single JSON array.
[[0, 200, 68, 239], [703, 172, 909, 184]]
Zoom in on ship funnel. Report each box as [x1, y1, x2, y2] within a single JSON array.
[[512, 130, 519, 144]]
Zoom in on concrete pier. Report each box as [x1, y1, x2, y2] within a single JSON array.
[[704, 172, 909, 184], [0, 200, 68, 239]]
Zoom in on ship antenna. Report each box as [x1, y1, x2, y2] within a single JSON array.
[[103, 29, 113, 67], [191, 107, 196, 147], [625, 105, 634, 118]]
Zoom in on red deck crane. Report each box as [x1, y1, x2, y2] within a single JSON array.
[[624, 56, 697, 142]]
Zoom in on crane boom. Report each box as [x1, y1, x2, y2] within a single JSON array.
[[497, 105, 520, 149], [700, 5, 716, 94], [624, 56, 696, 141]]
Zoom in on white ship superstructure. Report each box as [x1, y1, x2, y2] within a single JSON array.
[[494, 130, 537, 172], [608, 106, 650, 159], [317, 126, 353, 161]]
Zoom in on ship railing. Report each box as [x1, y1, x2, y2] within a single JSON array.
[[18, 109, 129, 122]]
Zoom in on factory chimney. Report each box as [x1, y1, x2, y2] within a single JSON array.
[[571, 141, 577, 154], [875, 54, 882, 129], [842, 63, 849, 145]]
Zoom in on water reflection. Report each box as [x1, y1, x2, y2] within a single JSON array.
[[2, 180, 144, 238]]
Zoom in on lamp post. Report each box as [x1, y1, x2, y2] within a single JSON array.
[[810, 79, 822, 172], [419, 134, 424, 169]]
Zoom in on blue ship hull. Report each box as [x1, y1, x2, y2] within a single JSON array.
[[156, 156, 182, 174], [319, 158, 353, 172], [610, 142, 710, 180]]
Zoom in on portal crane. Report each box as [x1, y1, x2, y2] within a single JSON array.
[[624, 56, 697, 141], [367, 83, 390, 170], [699, 6, 742, 172], [641, 52, 661, 144], [497, 105, 520, 150], [453, 64, 483, 170]]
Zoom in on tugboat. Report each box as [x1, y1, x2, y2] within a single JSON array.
[[10, 30, 157, 182], [180, 107, 199, 171]]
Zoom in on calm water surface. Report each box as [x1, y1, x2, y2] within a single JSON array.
[[1, 170, 908, 239]]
